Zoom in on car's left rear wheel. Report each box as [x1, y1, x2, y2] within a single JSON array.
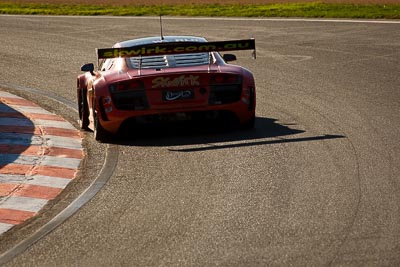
[[78, 89, 89, 130]]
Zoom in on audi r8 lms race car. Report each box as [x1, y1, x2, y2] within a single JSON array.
[[77, 35, 256, 141]]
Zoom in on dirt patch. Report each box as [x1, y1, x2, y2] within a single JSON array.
[[7, 0, 400, 5]]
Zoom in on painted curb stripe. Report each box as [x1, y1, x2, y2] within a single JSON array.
[[0, 145, 82, 158], [0, 184, 62, 200], [0, 155, 81, 169], [0, 106, 15, 113], [0, 165, 32, 175], [31, 166, 78, 179], [0, 112, 25, 119], [0, 132, 82, 149], [0, 126, 40, 135], [1, 199, 48, 214], [0, 125, 82, 138], [0, 155, 41, 167], [0, 145, 83, 159], [0, 222, 13, 233], [0, 90, 84, 236], [43, 135, 83, 150], [40, 156, 81, 169], [0, 209, 36, 225], [45, 147, 83, 159], [0, 113, 63, 121], [0, 133, 43, 146], [41, 127, 82, 139], [0, 92, 23, 98], [34, 119, 76, 130], [28, 113, 65, 121], [0, 196, 48, 213], [0, 144, 42, 156], [0, 97, 39, 107], [0, 174, 72, 189], [0, 165, 77, 179], [0, 118, 34, 127], [7, 106, 52, 115]]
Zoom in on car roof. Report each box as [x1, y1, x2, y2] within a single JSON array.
[[114, 36, 208, 48]]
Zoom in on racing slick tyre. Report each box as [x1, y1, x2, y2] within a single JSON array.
[[78, 90, 89, 130], [93, 109, 109, 142]]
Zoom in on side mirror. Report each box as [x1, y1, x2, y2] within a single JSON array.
[[81, 63, 95, 76], [223, 54, 237, 62]]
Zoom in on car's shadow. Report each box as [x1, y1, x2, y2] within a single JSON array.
[[109, 117, 345, 151]]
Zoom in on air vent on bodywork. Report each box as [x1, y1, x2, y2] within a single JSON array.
[[174, 53, 209, 67], [127, 53, 209, 69], [129, 56, 168, 69]]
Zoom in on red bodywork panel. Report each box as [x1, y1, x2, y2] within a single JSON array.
[[77, 37, 256, 136]]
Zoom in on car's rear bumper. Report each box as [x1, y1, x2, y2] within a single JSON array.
[[98, 100, 255, 134]]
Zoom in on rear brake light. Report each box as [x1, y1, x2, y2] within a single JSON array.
[[214, 76, 225, 83], [109, 80, 144, 92], [211, 75, 241, 85]]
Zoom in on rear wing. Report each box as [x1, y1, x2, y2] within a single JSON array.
[[97, 38, 256, 59]]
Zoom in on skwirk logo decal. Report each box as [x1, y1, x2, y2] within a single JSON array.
[[152, 75, 200, 89], [164, 90, 193, 101]]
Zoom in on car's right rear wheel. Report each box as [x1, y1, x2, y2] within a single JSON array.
[[242, 115, 256, 130], [93, 103, 109, 142]]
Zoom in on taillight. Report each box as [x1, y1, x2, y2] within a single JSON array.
[[109, 80, 144, 93], [209, 75, 242, 105], [213, 76, 225, 84], [210, 75, 241, 85]]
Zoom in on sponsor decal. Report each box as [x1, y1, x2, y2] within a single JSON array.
[[97, 39, 255, 59], [152, 75, 200, 89], [163, 90, 194, 101]]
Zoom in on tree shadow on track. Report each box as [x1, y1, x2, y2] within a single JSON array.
[[0, 101, 35, 167], [110, 116, 345, 151]]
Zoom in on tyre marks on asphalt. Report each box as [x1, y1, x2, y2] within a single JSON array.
[[0, 90, 84, 235]]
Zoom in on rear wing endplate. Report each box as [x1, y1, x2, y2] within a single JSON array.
[[97, 38, 256, 59]]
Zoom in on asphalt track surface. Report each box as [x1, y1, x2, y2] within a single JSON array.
[[0, 15, 399, 266]]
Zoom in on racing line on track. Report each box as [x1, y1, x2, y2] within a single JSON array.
[[0, 90, 84, 236]]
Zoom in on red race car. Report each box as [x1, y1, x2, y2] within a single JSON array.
[[77, 36, 256, 141]]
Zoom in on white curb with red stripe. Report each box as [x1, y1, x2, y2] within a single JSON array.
[[0, 90, 84, 236]]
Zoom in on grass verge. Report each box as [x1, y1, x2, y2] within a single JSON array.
[[0, 2, 399, 19]]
